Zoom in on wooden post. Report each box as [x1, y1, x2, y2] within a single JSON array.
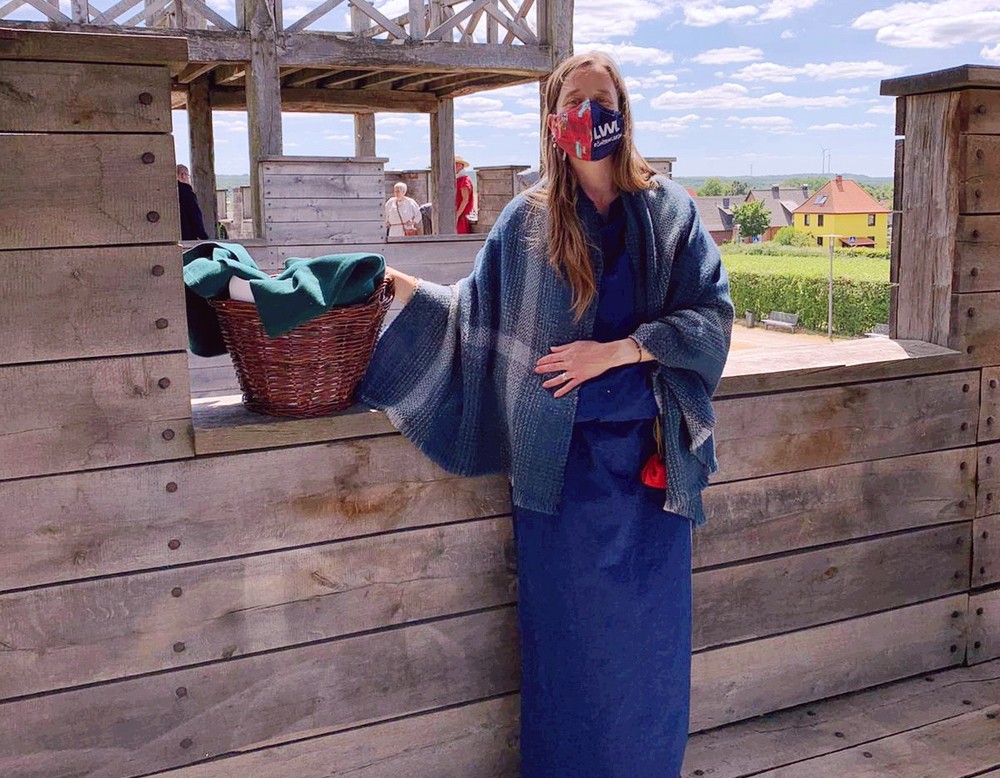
[[243, 0, 283, 238], [430, 97, 456, 235], [543, 0, 573, 67], [70, 0, 89, 23], [409, 0, 425, 39], [188, 76, 217, 234], [354, 113, 377, 157]]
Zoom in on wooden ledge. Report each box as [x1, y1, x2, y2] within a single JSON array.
[[0, 29, 189, 71], [718, 338, 964, 397], [881, 64, 1000, 97], [191, 395, 395, 455]]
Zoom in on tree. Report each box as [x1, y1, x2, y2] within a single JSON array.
[[698, 177, 725, 196], [728, 180, 749, 196], [781, 176, 828, 193], [731, 200, 772, 240]]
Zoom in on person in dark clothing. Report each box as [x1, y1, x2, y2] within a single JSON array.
[[177, 164, 209, 241]]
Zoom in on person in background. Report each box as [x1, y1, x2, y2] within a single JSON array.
[[176, 164, 209, 241], [455, 155, 475, 234], [384, 182, 422, 237]]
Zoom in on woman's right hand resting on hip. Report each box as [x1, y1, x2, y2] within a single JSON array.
[[385, 266, 418, 306]]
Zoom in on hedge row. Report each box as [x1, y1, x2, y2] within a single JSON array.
[[729, 271, 891, 336]]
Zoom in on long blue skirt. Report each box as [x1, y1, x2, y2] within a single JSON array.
[[513, 417, 693, 778]]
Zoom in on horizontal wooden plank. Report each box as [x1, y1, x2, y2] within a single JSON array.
[[263, 173, 385, 199], [969, 587, 1000, 664], [755, 703, 1000, 777], [0, 434, 510, 591], [0, 353, 193, 481], [698, 448, 975, 568], [718, 339, 965, 398], [693, 523, 970, 651], [982, 366, 1000, 443], [154, 696, 519, 778], [0, 518, 514, 699], [188, 363, 239, 395], [683, 658, 1000, 778], [192, 396, 399, 454], [974, 515, 1000, 588], [476, 193, 514, 212], [261, 160, 385, 176], [980, 442, 1000, 516], [0, 60, 171, 133], [955, 215, 1000, 293], [713, 371, 980, 483], [476, 177, 515, 196], [0, 133, 180, 250], [961, 134, 1000, 214], [264, 197, 384, 222], [0, 608, 519, 778], [690, 594, 968, 731], [0, 245, 186, 365], [950, 291, 1000, 362], [265, 219, 386, 244], [0, 29, 188, 68]]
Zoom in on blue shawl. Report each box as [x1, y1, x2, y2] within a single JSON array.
[[358, 176, 733, 527]]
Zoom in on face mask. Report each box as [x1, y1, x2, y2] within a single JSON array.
[[551, 99, 624, 161]]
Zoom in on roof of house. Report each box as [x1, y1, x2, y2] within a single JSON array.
[[745, 186, 811, 229], [796, 177, 890, 214], [693, 196, 737, 233]]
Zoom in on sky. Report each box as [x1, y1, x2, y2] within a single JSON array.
[[159, 0, 1000, 176]]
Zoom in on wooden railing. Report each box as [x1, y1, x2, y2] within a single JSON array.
[[0, 0, 542, 45]]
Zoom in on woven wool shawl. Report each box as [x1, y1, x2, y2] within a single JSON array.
[[358, 176, 733, 527]]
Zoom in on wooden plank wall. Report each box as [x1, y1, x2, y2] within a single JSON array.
[[259, 156, 388, 244], [1, 40, 998, 777], [473, 164, 529, 231], [384, 169, 431, 204]]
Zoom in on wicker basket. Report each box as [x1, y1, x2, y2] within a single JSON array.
[[209, 276, 394, 418]]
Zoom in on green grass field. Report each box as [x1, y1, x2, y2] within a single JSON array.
[[720, 252, 891, 283]]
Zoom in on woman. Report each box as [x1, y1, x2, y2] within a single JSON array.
[[359, 52, 733, 777], [455, 155, 475, 233], [384, 181, 421, 237]]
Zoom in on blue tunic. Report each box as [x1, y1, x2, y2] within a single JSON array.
[[514, 196, 693, 777]]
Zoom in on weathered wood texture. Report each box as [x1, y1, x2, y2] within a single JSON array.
[[697, 448, 975, 568], [712, 371, 979, 483], [0, 354, 193, 481], [683, 659, 1000, 778], [0, 60, 171, 132], [692, 523, 970, 651], [978, 442, 1000, 516], [385, 169, 431, 204], [689, 594, 967, 731], [473, 164, 527, 229], [961, 134, 1000, 214], [0, 245, 186, 364], [0, 434, 509, 591], [0, 608, 519, 778], [153, 696, 519, 778], [896, 92, 961, 345], [955, 215, 1000, 293], [970, 587, 1000, 663], [950, 291, 1000, 363], [750, 704, 1000, 778], [244, 0, 283, 236], [0, 518, 515, 699], [431, 97, 456, 234], [982, 368, 1000, 444], [0, 133, 180, 250], [188, 76, 217, 229], [0, 28, 188, 68], [974, 515, 1000, 588], [262, 173, 385, 198]]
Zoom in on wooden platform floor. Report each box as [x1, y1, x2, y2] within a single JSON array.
[[682, 657, 1000, 778]]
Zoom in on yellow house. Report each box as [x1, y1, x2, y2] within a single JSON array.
[[792, 175, 890, 251]]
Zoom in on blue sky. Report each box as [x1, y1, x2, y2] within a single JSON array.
[[175, 0, 1000, 176]]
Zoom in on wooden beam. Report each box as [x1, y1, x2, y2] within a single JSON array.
[[409, 0, 425, 39], [284, 0, 346, 33], [387, 70, 455, 90], [243, 0, 282, 238], [213, 63, 246, 83], [444, 73, 535, 98], [188, 76, 217, 232], [354, 70, 411, 89], [175, 61, 216, 83], [354, 113, 376, 157], [430, 97, 456, 235], [211, 86, 438, 112], [543, 0, 572, 66], [0, 27, 188, 68]]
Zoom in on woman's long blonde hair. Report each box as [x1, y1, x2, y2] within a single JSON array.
[[529, 51, 659, 319]]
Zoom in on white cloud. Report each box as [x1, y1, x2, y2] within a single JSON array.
[[375, 134, 397, 141], [758, 0, 821, 21], [836, 86, 869, 94], [692, 46, 764, 64], [683, 3, 758, 26], [379, 116, 422, 126], [574, 0, 670, 42], [213, 118, 247, 132], [634, 113, 701, 133], [726, 114, 794, 126], [456, 96, 505, 110], [853, 1, 1000, 49], [867, 104, 897, 114], [578, 43, 675, 66], [323, 134, 351, 141], [455, 110, 538, 129], [626, 71, 680, 89], [651, 82, 854, 110], [807, 122, 878, 130], [731, 60, 907, 82], [983, 43, 1000, 61], [780, 29, 796, 38]]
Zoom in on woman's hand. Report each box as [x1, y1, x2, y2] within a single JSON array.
[[534, 339, 640, 399], [385, 265, 418, 307]]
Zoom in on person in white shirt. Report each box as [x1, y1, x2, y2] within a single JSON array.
[[384, 182, 422, 237]]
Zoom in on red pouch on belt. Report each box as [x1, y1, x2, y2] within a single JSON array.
[[640, 417, 667, 489]]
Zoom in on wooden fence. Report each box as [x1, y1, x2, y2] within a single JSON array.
[[0, 30, 997, 777]]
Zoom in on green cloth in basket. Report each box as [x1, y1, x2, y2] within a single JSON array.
[[182, 242, 385, 357]]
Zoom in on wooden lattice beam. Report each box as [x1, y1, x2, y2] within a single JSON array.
[[284, 0, 346, 33], [348, 0, 407, 39]]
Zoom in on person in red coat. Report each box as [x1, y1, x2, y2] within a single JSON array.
[[455, 155, 475, 234]]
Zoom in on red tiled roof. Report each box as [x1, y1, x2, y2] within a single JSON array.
[[795, 177, 890, 214]]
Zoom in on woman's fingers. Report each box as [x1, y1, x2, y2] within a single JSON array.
[[552, 378, 581, 399], [541, 372, 573, 390]]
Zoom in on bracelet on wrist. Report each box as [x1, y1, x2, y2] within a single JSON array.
[[627, 336, 642, 363]]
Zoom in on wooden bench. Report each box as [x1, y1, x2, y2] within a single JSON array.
[[762, 311, 800, 333], [866, 323, 891, 338]]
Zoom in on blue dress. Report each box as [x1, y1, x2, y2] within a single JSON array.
[[513, 197, 693, 777]]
